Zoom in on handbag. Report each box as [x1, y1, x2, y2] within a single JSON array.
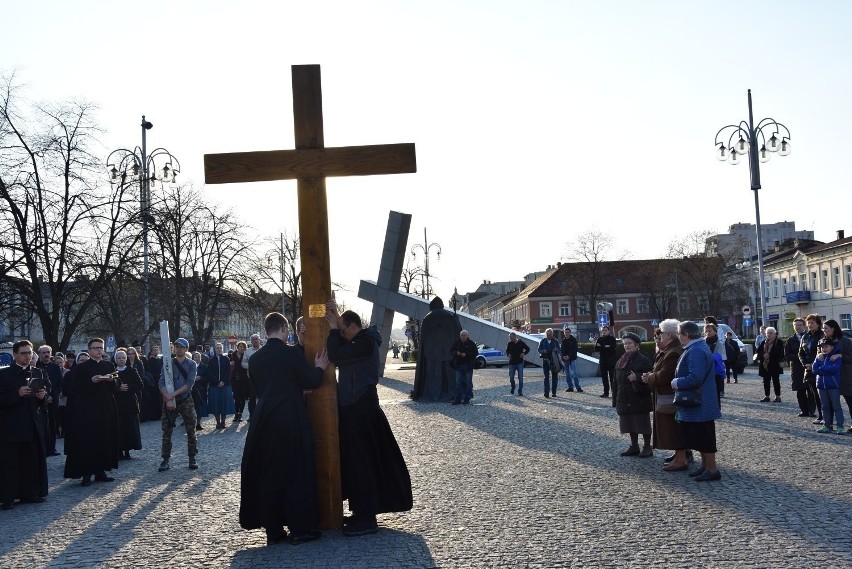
[[655, 394, 677, 414], [672, 388, 702, 408]]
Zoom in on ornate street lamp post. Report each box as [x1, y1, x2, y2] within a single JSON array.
[[715, 90, 791, 328], [107, 116, 180, 354], [410, 227, 441, 299], [267, 232, 287, 315]]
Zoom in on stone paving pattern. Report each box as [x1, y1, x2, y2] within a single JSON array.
[[1, 364, 850, 568]]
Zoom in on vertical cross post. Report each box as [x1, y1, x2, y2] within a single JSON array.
[[203, 64, 416, 529], [292, 65, 340, 529]]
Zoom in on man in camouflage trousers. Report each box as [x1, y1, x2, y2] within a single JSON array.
[[158, 338, 199, 472]]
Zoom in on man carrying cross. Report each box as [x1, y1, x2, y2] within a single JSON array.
[[205, 64, 416, 528]]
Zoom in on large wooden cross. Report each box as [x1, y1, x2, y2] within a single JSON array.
[[204, 64, 416, 529]]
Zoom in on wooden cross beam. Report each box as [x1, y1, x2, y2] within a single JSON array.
[[203, 64, 416, 529]]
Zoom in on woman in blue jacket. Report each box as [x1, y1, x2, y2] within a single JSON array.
[[672, 321, 722, 482]]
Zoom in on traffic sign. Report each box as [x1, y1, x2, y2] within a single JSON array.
[[744, 317, 752, 327], [106, 335, 116, 352], [742, 305, 751, 315], [598, 313, 609, 327]]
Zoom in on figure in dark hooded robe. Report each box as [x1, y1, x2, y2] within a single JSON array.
[[411, 297, 462, 401]]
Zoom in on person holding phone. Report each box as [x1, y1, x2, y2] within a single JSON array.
[[0, 340, 49, 510]]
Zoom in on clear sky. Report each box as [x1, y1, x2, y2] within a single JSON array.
[[5, 0, 852, 326]]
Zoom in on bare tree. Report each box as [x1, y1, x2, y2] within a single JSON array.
[[146, 183, 251, 346], [634, 261, 679, 321], [399, 257, 425, 294], [0, 76, 143, 350], [240, 232, 302, 321], [562, 231, 625, 325], [665, 230, 751, 318], [95, 269, 144, 346]]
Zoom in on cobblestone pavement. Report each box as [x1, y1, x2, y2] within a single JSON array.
[[1, 364, 850, 568]]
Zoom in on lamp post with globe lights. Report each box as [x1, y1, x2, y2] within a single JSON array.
[[715, 90, 791, 328], [410, 227, 441, 299], [107, 116, 180, 354]]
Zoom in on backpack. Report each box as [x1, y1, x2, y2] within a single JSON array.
[[713, 353, 725, 377]]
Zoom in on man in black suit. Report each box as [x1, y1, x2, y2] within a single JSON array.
[[0, 340, 49, 510], [239, 312, 329, 546]]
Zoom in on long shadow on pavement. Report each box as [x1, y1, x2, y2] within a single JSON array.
[[389, 373, 852, 562]]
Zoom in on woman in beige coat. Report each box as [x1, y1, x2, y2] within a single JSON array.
[[642, 319, 688, 471]]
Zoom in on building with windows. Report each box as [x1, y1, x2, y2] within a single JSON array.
[[458, 279, 524, 316], [706, 221, 814, 258], [501, 259, 713, 340], [761, 230, 852, 336]]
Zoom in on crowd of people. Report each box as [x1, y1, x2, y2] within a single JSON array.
[[458, 313, 849, 483], [5, 305, 849, 531], [0, 305, 413, 546]]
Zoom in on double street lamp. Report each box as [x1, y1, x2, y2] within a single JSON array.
[[410, 227, 441, 299], [107, 116, 180, 354], [266, 232, 287, 316], [715, 90, 791, 329]]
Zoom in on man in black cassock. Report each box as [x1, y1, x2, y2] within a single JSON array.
[[239, 312, 329, 546], [63, 338, 121, 486], [411, 297, 462, 401], [326, 303, 413, 536], [0, 340, 49, 510]]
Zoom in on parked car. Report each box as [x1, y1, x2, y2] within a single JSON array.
[[475, 345, 509, 369], [843, 328, 852, 340]]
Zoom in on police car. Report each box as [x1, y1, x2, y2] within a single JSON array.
[[475, 345, 509, 369]]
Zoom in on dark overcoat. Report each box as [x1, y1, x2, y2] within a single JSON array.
[[0, 364, 48, 502], [239, 337, 323, 531], [62, 358, 120, 478], [757, 337, 785, 379], [115, 365, 143, 452], [614, 351, 653, 416], [785, 334, 806, 390], [412, 299, 462, 401], [835, 336, 852, 397], [645, 340, 684, 450]]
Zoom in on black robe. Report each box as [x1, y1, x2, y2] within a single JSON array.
[[412, 298, 462, 401], [329, 328, 413, 517], [63, 358, 121, 478], [115, 366, 143, 452], [239, 338, 324, 532], [0, 364, 48, 503], [141, 356, 163, 422]]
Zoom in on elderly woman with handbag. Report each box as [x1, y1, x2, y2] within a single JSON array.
[[614, 332, 653, 457], [671, 321, 722, 482], [642, 319, 690, 471]]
